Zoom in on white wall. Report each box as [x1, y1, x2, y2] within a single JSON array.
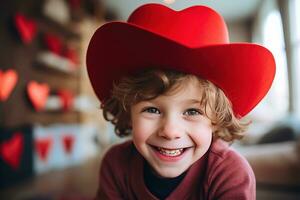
[[103, 0, 261, 23], [228, 21, 252, 42]]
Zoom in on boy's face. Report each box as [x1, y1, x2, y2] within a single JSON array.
[[131, 78, 213, 178]]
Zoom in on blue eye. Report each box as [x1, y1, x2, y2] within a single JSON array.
[[143, 107, 160, 114], [184, 108, 202, 116]]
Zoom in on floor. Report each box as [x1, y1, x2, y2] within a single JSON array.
[[0, 156, 102, 200]]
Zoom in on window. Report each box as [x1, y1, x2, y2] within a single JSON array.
[[294, 0, 300, 41], [262, 10, 289, 115], [290, 0, 300, 117], [250, 7, 289, 121]]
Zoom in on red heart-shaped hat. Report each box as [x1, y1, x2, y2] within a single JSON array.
[[86, 4, 276, 117]]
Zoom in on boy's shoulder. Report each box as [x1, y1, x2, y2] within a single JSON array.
[[206, 139, 255, 182], [202, 139, 256, 199], [209, 139, 252, 169]]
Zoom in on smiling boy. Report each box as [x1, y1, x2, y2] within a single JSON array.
[[130, 75, 214, 178], [86, 4, 275, 200]]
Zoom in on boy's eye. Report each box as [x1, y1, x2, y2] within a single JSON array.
[[142, 107, 160, 114], [183, 108, 202, 116]]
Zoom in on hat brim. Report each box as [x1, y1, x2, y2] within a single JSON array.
[[86, 22, 276, 117]]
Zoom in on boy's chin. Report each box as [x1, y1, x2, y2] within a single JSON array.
[[153, 165, 188, 178]]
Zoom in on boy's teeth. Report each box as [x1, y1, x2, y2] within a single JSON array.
[[157, 147, 184, 156]]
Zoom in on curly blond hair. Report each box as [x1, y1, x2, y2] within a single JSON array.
[[102, 69, 249, 142]]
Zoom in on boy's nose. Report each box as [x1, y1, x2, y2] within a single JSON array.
[[158, 118, 183, 140]]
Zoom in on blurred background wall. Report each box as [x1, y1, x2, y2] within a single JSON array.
[[0, 0, 300, 199]]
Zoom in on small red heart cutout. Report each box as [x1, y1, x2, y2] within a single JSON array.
[[27, 81, 50, 111], [0, 132, 24, 170], [57, 89, 74, 112], [44, 34, 63, 55], [35, 137, 53, 162], [62, 134, 75, 155], [63, 47, 79, 65], [0, 69, 18, 101], [14, 13, 37, 44]]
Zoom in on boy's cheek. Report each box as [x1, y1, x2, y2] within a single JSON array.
[[190, 129, 213, 147], [131, 125, 151, 144], [132, 117, 157, 132]]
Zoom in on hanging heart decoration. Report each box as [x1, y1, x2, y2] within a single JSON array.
[[43, 34, 79, 66], [35, 137, 53, 162], [62, 134, 75, 155], [0, 69, 18, 101], [0, 132, 24, 170], [44, 33, 63, 55], [62, 47, 79, 65], [27, 81, 50, 111], [14, 13, 37, 44], [57, 89, 74, 112]]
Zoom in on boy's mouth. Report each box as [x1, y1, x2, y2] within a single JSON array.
[[150, 145, 189, 157]]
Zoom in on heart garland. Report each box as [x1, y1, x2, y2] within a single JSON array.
[[57, 89, 74, 112], [43, 33, 79, 65], [14, 13, 37, 44], [27, 81, 50, 111], [62, 134, 74, 155], [62, 47, 79, 65], [35, 137, 53, 162], [44, 33, 63, 55], [0, 132, 24, 170], [0, 69, 18, 101]]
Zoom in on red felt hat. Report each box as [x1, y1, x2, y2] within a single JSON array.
[[86, 3, 276, 118]]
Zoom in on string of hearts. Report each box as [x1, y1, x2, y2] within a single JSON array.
[[0, 132, 75, 170], [4, 13, 79, 110], [14, 13, 37, 44], [35, 134, 75, 162], [0, 69, 18, 101], [0, 133, 23, 170], [0, 69, 75, 112], [14, 12, 79, 73], [36, 33, 80, 74]]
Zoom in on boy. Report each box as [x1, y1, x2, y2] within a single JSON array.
[[86, 4, 275, 200]]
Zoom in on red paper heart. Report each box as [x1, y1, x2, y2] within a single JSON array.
[[62, 134, 74, 155], [0, 132, 24, 170], [57, 89, 74, 112], [27, 81, 50, 111], [14, 13, 37, 44], [35, 137, 53, 162], [0, 69, 18, 101], [63, 47, 79, 65], [44, 34, 63, 55]]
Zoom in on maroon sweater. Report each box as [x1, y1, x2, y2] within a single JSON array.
[[95, 139, 255, 200]]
